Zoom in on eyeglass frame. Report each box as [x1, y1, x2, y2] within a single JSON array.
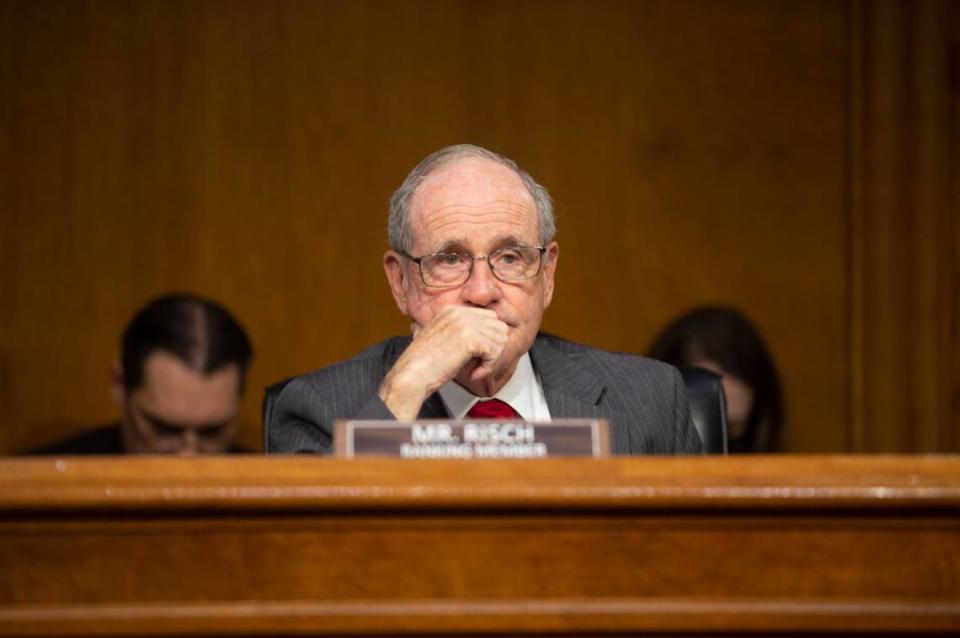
[[400, 244, 548, 288]]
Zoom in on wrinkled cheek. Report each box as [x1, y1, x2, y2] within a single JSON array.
[[407, 299, 436, 326], [400, 284, 429, 321], [507, 315, 539, 354], [410, 288, 458, 325]]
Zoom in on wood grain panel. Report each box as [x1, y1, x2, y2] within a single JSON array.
[[0, 456, 958, 635], [848, 0, 957, 452], [0, 1, 954, 453]]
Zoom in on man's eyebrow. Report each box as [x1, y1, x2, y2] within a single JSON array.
[[491, 235, 529, 249], [434, 239, 469, 253], [432, 236, 530, 254]]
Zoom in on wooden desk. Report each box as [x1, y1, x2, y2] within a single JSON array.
[[0, 456, 958, 635]]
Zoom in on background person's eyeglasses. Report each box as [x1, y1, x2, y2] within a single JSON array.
[[402, 245, 546, 287]]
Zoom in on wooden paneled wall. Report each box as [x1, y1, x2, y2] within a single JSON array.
[[0, 0, 956, 453]]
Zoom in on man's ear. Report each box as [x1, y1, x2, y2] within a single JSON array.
[[383, 250, 410, 316], [110, 361, 125, 407], [541, 241, 559, 308]]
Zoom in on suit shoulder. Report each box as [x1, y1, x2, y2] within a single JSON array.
[[23, 424, 124, 455], [537, 333, 680, 380], [275, 335, 410, 401]]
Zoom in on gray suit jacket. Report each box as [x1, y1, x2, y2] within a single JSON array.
[[268, 333, 702, 455]]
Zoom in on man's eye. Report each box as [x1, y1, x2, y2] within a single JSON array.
[[152, 422, 181, 437], [495, 249, 524, 265], [436, 253, 464, 266], [197, 425, 227, 438]]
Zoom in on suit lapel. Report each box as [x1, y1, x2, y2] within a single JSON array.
[[418, 393, 450, 419], [530, 336, 630, 454]]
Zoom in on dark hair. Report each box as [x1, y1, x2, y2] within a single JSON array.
[[121, 294, 253, 393], [648, 306, 784, 453]]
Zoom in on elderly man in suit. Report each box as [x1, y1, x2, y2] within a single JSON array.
[[269, 144, 701, 455]]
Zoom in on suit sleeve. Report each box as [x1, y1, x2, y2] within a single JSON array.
[[267, 378, 333, 453], [268, 373, 398, 454], [355, 396, 397, 420]]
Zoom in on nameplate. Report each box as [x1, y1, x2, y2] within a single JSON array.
[[333, 419, 610, 458]]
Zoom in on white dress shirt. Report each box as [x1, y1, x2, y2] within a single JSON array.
[[437, 352, 552, 421]]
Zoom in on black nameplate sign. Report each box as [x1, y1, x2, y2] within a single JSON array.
[[333, 419, 610, 458]]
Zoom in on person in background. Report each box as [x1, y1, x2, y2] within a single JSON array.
[[648, 306, 784, 453], [28, 293, 253, 455]]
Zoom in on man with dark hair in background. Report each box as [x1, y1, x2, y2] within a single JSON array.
[[29, 293, 253, 455]]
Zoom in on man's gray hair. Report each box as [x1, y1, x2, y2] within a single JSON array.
[[387, 144, 556, 254]]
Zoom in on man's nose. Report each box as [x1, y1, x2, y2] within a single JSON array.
[[461, 257, 502, 306], [178, 429, 200, 456]]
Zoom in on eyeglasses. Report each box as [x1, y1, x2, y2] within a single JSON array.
[[402, 245, 547, 287]]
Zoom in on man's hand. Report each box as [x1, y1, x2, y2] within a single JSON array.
[[378, 306, 508, 420]]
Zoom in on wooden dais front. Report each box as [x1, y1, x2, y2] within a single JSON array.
[[0, 456, 958, 636]]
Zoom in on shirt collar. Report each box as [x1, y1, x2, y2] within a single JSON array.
[[438, 352, 539, 420]]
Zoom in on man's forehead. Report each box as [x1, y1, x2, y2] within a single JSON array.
[[130, 352, 240, 424], [410, 158, 538, 242], [415, 157, 532, 204], [138, 352, 240, 400]]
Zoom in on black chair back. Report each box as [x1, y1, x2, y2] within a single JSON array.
[[680, 367, 728, 454]]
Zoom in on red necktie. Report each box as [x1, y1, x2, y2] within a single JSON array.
[[467, 399, 520, 419]]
